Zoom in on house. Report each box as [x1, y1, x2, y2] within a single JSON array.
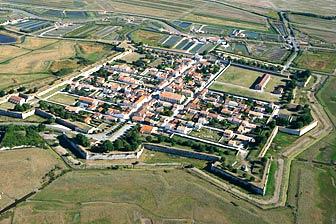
[[223, 129, 234, 138], [176, 125, 189, 134], [65, 105, 80, 113], [140, 125, 156, 134], [255, 74, 271, 91], [248, 110, 264, 119], [159, 91, 185, 104], [79, 96, 97, 105], [8, 95, 25, 105], [274, 86, 284, 94], [132, 116, 144, 123], [83, 117, 91, 124]]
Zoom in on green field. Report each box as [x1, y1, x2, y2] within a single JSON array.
[[216, 66, 287, 93], [270, 132, 300, 151], [210, 82, 280, 102], [130, 29, 166, 46], [190, 128, 222, 142], [48, 93, 78, 105], [12, 169, 294, 224], [293, 50, 336, 73]]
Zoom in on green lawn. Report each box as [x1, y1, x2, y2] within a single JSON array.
[[210, 82, 280, 102], [48, 93, 78, 105], [143, 150, 207, 168], [190, 128, 222, 142], [217, 66, 262, 88], [216, 66, 286, 93], [271, 132, 299, 150]]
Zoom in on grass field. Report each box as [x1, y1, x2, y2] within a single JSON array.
[[190, 127, 222, 142], [210, 82, 280, 102], [287, 161, 336, 224], [142, 150, 207, 168], [216, 66, 286, 93], [12, 169, 294, 224], [0, 148, 65, 210], [293, 50, 336, 73], [130, 29, 166, 46], [48, 93, 78, 105], [270, 132, 299, 151], [0, 37, 112, 90]]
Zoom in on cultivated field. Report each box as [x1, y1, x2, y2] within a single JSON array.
[[0, 148, 64, 210], [0, 37, 112, 90], [12, 169, 294, 224], [130, 29, 166, 46], [293, 50, 336, 73]]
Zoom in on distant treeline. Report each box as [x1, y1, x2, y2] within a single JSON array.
[[288, 12, 336, 20]]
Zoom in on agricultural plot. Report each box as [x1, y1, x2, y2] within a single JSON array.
[[130, 29, 166, 46], [0, 37, 112, 90], [293, 50, 336, 73], [201, 25, 226, 35], [293, 25, 336, 44], [11, 20, 52, 32]]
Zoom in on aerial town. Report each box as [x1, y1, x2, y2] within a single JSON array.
[[0, 0, 335, 223]]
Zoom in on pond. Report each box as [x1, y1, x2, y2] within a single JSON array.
[[0, 33, 16, 44]]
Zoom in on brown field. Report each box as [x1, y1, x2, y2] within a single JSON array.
[[0, 45, 29, 62], [0, 41, 75, 74], [0, 148, 65, 210], [190, 2, 267, 28], [182, 13, 267, 31], [13, 169, 294, 224], [0, 37, 112, 90], [294, 25, 336, 44], [215, 0, 336, 16]]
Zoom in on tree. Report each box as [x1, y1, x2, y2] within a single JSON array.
[[74, 134, 90, 147], [0, 90, 6, 97], [101, 140, 114, 151], [37, 124, 46, 132], [114, 139, 123, 150], [145, 135, 153, 142]]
